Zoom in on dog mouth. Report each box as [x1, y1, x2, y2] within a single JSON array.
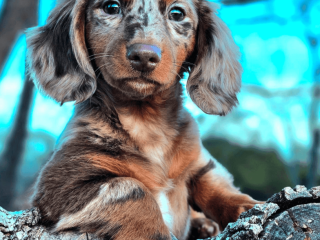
[[124, 77, 159, 87], [114, 77, 161, 98]]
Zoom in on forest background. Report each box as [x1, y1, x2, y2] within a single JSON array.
[[0, 0, 319, 211]]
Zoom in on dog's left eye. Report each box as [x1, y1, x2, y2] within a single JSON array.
[[169, 8, 185, 21], [103, 2, 121, 15]]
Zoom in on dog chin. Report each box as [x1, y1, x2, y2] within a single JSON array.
[[114, 77, 160, 99]]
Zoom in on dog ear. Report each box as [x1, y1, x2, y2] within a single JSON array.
[[26, 0, 96, 104], [186, 2, 242, 116]]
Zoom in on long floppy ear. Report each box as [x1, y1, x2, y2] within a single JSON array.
[[186, 2, 242, 116], [26, 0, 96, 104]]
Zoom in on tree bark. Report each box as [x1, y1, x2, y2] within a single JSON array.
[[1, 186, 320, 240], [0, 206, 178, 240], [211, 185, 320, 240]]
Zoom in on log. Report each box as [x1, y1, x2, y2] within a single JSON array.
[[211, 185, 320, 240], [1, 185, 319, 240], [0, 207, 178, 240]]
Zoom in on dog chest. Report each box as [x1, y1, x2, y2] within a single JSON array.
[[155, 182, 191, 240], [118, 112, 177, 165]]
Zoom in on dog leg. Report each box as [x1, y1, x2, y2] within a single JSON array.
[[52, 177, 171, 240], [188, 148, 261, 230]]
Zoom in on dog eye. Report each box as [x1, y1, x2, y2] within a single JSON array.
[[169, 8, 185, 21], [103, 2, 121, 15]]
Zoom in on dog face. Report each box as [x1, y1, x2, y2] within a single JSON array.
[[27, 0, 242, 115], [86, 0, 197, 99]]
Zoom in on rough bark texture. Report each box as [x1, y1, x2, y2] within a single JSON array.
[[1, 185, 320, 240], [0, 206, 178, 240], [211, 185, 320, 240]]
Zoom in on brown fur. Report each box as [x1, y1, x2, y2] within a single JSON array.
[[27, 0, 260, 239]]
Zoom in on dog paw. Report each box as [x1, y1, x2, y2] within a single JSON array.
[[218, 194, 263, 229], [188, 218, 219, 240]]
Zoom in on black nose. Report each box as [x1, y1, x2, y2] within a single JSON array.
[[127, 44, 161, 72]]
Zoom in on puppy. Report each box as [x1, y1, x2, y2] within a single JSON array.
[[27, 0, 259, 239]]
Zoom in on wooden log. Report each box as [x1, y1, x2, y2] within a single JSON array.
[[210, 185, 320, 240], [1, 186, 319, 240], [0, 207, 178, 240]]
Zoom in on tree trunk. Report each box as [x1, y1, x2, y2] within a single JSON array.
[[1, 186, 320, 240], [0, 0, 8, 23], [0, 0, 38, 75], [307, 130, 320, 188], [0, 76, 35, 210], [0, 0, 38, 210]]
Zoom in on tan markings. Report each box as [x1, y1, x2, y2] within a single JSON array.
[[169, 116, 200, 179], [88, 154, 130, 176], [168, 144, 200, 180], [199, 181, 258, 230], [128, 162, 170, 191], [89, 154, 170, 191], [161, 0, 177, 5], [191, 208, 205, 219], [105, 44, 134, 80], [108, 40, 177, 89], [190, 148, 260, 229], [174, 34, 196, 70], [152, 44, 176, 85]]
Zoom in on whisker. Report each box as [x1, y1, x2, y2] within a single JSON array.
[[87, 47, 106, 50], [173, 63, 189, 72], [94, 62, 112, 74], [174, 61, 195, 66], [88, 53, 113, 58], [170, 70, 182, 79], [96, 69, 103, 80], [89, 55, 113, 61]]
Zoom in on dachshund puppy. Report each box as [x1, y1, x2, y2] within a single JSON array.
[[27, 0, 259, 239]]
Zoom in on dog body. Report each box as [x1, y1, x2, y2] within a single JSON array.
[[27, 0, 258, 239]]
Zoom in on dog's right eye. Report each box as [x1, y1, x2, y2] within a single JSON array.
[[103, 2, 121, 15], [169, 8, 185, 22]]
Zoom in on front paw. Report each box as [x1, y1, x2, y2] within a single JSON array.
[[218, 194, 263, 230], [188, 218, 219, 240]]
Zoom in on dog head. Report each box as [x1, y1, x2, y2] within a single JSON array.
[[27, 0, 242, 115]]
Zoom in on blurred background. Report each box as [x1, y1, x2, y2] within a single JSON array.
[[0, 0, 319, 211]]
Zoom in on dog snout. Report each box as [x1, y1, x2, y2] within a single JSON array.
[[127, 44, 161, 72]]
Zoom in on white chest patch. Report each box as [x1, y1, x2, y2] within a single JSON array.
[[157, 191, 174, 231], [118, 113, 172, 165]]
